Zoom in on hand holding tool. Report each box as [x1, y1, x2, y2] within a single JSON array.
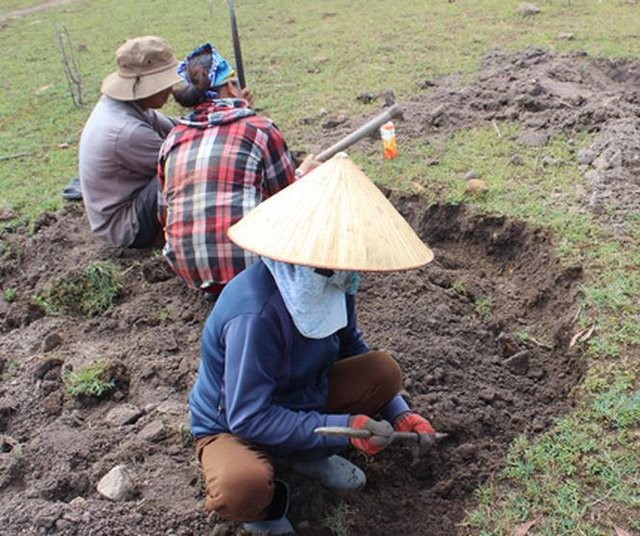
[[347, 415, 394, 456], [394, 412, 437, 458], [315, 419, 448, 458]]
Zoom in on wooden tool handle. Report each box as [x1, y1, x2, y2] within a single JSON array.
[[315, 104, 404, 162]]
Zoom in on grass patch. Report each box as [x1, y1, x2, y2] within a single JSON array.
[[62, 360, 116, 399], [3, 287, 17, 303], [35, 261, 122, 317], [474, 296, 493, 320], [323, 501, 352, 536]]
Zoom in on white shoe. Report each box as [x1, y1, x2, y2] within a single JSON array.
[[291, 455, 366, 491], [243, 516, 295, 535]]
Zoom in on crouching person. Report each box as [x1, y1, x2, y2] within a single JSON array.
[[189, 154, 438, 534]]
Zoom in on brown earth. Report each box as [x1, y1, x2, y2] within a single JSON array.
[[0, 48, 637, 535]]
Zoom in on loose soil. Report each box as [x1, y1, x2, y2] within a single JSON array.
[[0, 48, 636, 535]]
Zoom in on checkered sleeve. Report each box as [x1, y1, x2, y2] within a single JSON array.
[[260, 122, 296, 197]]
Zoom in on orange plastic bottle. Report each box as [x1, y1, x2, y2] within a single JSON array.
[[380, 121, 399, 160]]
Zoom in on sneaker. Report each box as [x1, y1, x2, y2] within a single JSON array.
[[291, 455, 366, 491], [243, 516, 295, 535]]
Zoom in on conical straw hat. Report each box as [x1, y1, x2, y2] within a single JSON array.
[[228, 153, 434, 271]]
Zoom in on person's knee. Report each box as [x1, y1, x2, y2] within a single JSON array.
[[205, 463, 273, 521], [369, 350, 403, 395]]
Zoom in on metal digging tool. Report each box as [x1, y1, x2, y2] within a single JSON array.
[[314, 423, 448, 457], [315, 104, 404, 162], [226, 0, 247, 89]]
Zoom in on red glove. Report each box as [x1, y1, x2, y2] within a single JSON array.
[[349, 415, 394, 456], [394, 412, 436, 457]]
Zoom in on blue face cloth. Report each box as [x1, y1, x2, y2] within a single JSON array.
[[261, 258, 360, 339], [177, 42, 235, 100]]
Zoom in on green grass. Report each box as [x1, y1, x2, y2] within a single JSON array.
[[2, 0, 640, 533], [35, 260, 123, 317], [323, 501, 352, 536], [3, 0, 640, 223], [62, 359, 116, 398]]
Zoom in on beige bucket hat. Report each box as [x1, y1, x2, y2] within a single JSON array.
[[228, 153, 434, 271], [101, 36, 184, 101]]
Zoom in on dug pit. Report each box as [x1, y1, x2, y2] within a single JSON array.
[[0, 197, 584, 535]]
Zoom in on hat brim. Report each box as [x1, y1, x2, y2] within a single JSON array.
[[228, 153, 435, 272], [101, 65, 184, 101]]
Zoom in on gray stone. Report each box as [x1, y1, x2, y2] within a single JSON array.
[[518, 2, 541, 15], [104, 404, 143, 427], [577, 149, 596, 165], [97, 464, 136, 501], [516, 130, 549, 147], [504, 350, 530, 375], [138, 420, 167, 442], [42, 333, 62, 352]]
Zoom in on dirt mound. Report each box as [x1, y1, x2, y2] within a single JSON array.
[[0, 195, 584, 535], [313, 47, 640, 240]]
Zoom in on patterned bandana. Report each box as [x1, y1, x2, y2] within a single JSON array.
[[177, 43, 235, 100], [261, 258, 360, 339]]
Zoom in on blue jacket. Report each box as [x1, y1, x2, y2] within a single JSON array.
[[189, 260, 408, 454]]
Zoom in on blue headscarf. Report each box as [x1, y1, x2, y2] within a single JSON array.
[[177, 43, 235, 100], [261, 258, 360, 339]]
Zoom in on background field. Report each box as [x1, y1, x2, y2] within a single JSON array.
[[1, 1, 639, 535]]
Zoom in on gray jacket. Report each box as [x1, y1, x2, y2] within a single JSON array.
[[78, 95, 174, 246]]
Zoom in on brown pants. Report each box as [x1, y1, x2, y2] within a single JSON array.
[[195, 350, 403, 522]]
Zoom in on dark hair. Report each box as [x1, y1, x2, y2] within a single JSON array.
[[173, 52, 213, 107]]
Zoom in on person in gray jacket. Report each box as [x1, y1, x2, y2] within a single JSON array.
[[78, 36, 183, 248]]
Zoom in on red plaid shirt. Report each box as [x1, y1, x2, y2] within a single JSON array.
[[158, 99, 296, 290]]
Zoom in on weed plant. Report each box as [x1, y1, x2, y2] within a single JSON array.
[[62, 360, 116, 399], [35, 261, 122, 317]]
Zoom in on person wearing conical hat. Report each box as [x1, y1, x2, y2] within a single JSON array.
[[189, 154, 439, 535], [158, 42, 318, 297], [79, 36, 185, 248]]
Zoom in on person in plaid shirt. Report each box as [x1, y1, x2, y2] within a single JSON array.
[[158, 43, 317, 295]]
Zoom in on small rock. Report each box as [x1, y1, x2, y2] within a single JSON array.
[[577, 149, 596, 165], [356, 92, 376, 104], [138, 420, 167, 442], [504, 350, 530, 375], [42, 333, 62, 352], [69, 497, 87, 509], [527, 367, 545, 380], [516, 130, 549, 147], [322, 115, 348, 129], [479, 389, 497, 404], [378, 89, 396, 106], [531, 416, 546, 433], [420, 79, 437, 89], [557, 32, 575, 40], [464, 178, 488, 196], [541, 156, 563, 166], [518, 2, 541, 16], [464, 169, 479, 180], [156, 402, 185, 416], [42, 391, 64, 415], [104, 404, 143, 427], [0, 453, 20, 489], [510, 154, 524, 166], [0, 209, 16, 221], [97, 465, 136, 501]]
